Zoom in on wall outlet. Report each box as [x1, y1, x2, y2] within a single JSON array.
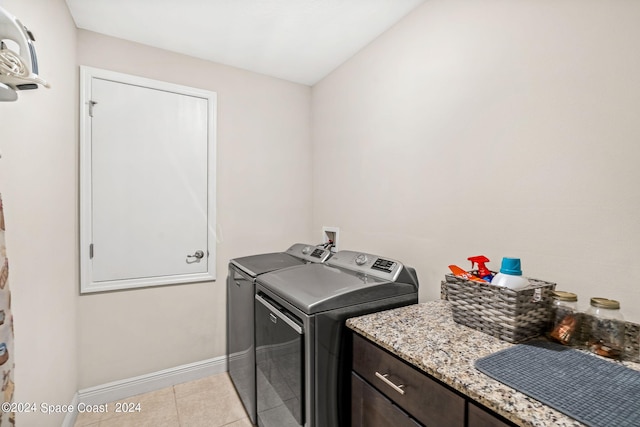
[[322, 226, 340, 252]]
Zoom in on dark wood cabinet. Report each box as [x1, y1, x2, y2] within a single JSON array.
[[468, 402, 512, 427], [351, 332, 517, 427], [352, 333, 465, 427]]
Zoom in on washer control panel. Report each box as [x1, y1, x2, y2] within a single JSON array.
[[371, 258, 397, 273], [327, 250, 403, 281]]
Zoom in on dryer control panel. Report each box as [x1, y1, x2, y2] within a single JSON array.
[[286, 243, 332, 263], [327, 250, 403, 281]]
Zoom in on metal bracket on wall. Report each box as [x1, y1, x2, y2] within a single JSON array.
[[88, 100, 97, 117]]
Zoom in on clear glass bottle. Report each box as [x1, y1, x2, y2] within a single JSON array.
[[549, 291, 579, 346], [586, 297, 625, 359]]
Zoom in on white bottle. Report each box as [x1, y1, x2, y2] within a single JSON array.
[[491, 257, 530, 290]]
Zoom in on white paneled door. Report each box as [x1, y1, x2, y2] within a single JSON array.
[[80, 67, 217, 293]]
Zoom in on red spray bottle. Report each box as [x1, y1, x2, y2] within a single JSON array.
[[468, 255, 493, 282]]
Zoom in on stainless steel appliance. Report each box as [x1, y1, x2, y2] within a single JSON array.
[[227, 243, 332, 424], [254, 250, 419, 427]]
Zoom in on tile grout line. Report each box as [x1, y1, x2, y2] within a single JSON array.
[[172, 385, 182, 427]]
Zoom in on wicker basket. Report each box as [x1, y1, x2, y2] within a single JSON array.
[[444, 273, 556, 343]]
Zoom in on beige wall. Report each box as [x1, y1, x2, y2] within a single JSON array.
[[76, 30, 314, 388], [0, 0, 78, 425], [312, 0, 640, 322]]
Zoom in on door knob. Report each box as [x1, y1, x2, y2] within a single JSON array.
[[186, 250, 205, 263]]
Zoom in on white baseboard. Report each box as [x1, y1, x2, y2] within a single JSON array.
[[63, 356, 227, 427], [79, 356, 227, 405]]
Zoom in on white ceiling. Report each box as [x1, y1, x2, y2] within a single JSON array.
[[64, 0, 426, 86]]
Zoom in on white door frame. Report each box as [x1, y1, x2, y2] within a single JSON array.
[[79, 66, 217, 293]]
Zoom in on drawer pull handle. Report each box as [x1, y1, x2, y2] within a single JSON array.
[[375, 371, 405, 395]]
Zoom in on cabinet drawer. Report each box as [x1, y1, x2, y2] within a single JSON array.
[[352, 372, 420, 427], [353, 334, 465, 427]]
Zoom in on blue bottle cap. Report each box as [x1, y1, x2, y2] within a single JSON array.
[[500, 257, 522, 275]]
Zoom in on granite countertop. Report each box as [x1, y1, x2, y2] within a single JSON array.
[[346, 300, 640, 427]]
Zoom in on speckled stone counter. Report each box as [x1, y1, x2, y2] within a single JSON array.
[[346, 300, 640, 427]]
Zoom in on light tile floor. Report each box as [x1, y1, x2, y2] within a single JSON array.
[[74, 373, 253, 427]]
